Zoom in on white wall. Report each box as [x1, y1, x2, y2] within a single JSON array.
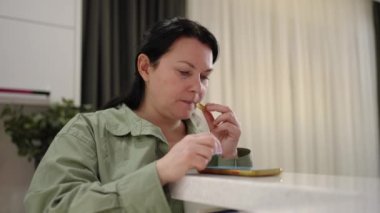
[[0, 1, 82, 212], [0, 106, 37, 213], [0, 0, 82, 104]]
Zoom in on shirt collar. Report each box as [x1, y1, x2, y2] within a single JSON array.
[[104, 104, 205, 142]]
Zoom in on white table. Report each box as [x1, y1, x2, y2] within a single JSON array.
[[170, 171, 380, 212]]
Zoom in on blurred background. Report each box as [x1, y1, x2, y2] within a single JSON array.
[[0, 0, 379, 212]]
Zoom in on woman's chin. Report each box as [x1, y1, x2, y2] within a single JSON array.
[[177, 111, 192, 120]]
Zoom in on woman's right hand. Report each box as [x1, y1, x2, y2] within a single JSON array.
[[156, 132, 221, 185]]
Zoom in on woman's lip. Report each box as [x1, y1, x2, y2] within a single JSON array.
[[181, 100, 196, 107], [182, 100, 195, 104]]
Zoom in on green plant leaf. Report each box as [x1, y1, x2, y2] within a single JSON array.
[[1, 98, 92, 165]]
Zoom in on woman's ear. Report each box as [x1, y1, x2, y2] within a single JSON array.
[[137, 53, 152, 81]]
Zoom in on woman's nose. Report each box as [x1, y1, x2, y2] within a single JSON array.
[[190, 75, 203, 93]]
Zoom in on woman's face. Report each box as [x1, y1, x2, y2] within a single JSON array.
[[143, 37, 213, 120]]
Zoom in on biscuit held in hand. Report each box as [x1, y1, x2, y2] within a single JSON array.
[[196, 102, 206, 111], [196, 102, 215, 128]]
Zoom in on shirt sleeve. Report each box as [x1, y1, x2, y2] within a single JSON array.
[[24, 123, 171, 212], [208, 148, 253, 167]]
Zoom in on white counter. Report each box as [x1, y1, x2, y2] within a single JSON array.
[[169, 171, 380, 212]]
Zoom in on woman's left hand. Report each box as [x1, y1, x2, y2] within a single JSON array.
[[201, 103, 240, 159]]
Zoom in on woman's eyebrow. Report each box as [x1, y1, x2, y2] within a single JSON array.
[[177, 60, 213, 72], [177, 60, 195, 69]]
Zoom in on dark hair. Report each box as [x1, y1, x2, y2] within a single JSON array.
[[103, 17, 219, 109]]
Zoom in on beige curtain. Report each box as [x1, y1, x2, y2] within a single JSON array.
[[187, 0, 379, 177]]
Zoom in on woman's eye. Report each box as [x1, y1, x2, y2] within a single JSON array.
[[178, 70, 191, 77]]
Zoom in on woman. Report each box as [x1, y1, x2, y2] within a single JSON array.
[[25, 17, 252, 213]]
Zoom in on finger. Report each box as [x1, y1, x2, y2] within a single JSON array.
[[192, 155, 210, 171], [192, 132, 213, 137], [213, 112, 239, 127], [192, 144, 214, 159], [191, 133, 218, 148], [205, 103, 232, 114], [212, 123, 240, 136], [191, 133, 222, 154], [201, 108, 215, 130]]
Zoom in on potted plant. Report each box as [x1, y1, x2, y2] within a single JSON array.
[[0, 98, 92, 168]]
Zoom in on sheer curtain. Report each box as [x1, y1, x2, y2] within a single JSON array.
[[187, 0, 379, 177]]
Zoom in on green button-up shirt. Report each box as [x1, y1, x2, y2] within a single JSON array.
[[24, 105, 252, 213]]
